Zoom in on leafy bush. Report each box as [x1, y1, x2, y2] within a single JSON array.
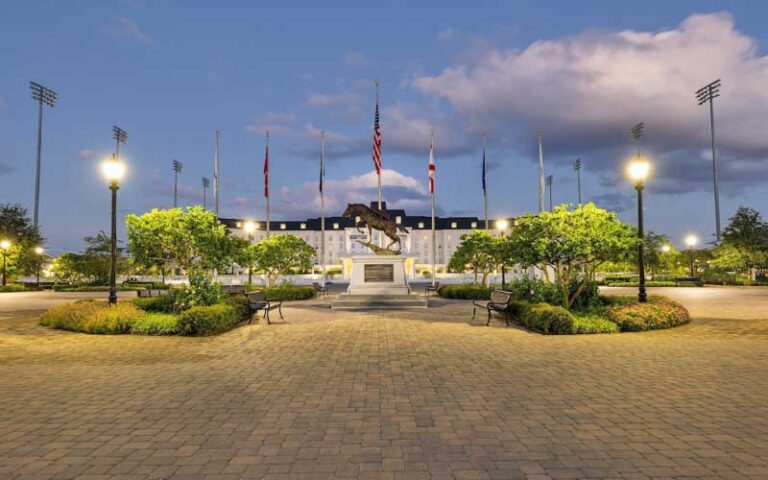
[[0, 284, 26, 292], [572, 314, 619, 334], [502, 278, 564, 304], [40, 302, 143, 334], [227, 294, 252, 321], [438, 283, 496, 300], [132, 293, 177, 313], [174, 272, 226, 310], [177, 304, 241, 335], [568, 279, 601, 310], [130, 313, 179, 335], [518, 303, 575, 335], [257, 282, 315, 301], [605, 281, 693, 287], [605, 297, 690, 332]]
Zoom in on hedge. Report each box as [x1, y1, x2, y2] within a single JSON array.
[[52, 285, 138, 292], [177, 304, 242, 335], [605, 297, 690, 331], [572, 315, 619, 334], [517, 302, 575, 335], [438, 283, 496, 300], [257, 284, 316, 301], [0, 284, 27, 292], [606, 281, 696, 287], [39, 301, 142, 334], [132, 294, 177, 313]]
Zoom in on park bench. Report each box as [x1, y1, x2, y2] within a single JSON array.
[[472, 289, 515, 326], [675, 277, 702, 287], [312, 282, 328, 298], [424, 282, 440, 297], [136, 289, 168, 298], [246, 291, 283, 325]]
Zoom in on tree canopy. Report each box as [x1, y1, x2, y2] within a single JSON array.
[[0, 203, 45, 279], [505, 203, 638, 308], [447, 231, 503, 286], [126, 207, 246, 275], [720, 206, 768, 277], [251, 234, 314, 285]]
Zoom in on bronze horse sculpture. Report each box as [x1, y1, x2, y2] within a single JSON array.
[[342, 203, 408, 255]]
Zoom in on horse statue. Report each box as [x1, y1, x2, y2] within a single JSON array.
[[342, 203, 408, 255]]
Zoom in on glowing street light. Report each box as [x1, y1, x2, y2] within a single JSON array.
[[34, 246, 44, 285], [627, 157, 651, 303], [0, 240, 11, 287], [495, 219, 510, 287], [661, 244, 671, 253], [102, 154, 126, 305], [243, 221, 258, 285], [685, 234, 698, 277]]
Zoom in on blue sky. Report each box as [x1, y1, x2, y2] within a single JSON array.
[[1, 0, 767, 253]]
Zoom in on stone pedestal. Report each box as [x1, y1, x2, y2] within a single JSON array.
[[346, 255, 410, 295]]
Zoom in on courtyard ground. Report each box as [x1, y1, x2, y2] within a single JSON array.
[[0, 287, 766, 480]]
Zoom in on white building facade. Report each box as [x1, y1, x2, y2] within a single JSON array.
[[221, 202, 525, 280]]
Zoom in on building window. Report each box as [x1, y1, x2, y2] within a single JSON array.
[[333, 223, 339, 229], [418, 222, 424, 229], [451, 222, 457, 229], [471, 221, 477, 228], [300, 223, 306, 230], [280, 223, 286, 230], [395, 216, 402, 224]]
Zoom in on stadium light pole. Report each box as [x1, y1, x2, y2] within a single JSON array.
[[630, 122, 644, 157], [696, 79, 722, 243], [112, 125, 127, 158], [546, 175, 553, 211], [572, 158, 582, 204], [102, 155, 126, 305], [29, 81, 57, 228], [0, 240, 11, 287], [172, 160, 183, 207], [628, 158, 651, 303]]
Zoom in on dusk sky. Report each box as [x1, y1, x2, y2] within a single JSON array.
[[1, 0, 767, 254]]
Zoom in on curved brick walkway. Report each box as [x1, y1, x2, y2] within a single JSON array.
[[0, 289, 766, 480]]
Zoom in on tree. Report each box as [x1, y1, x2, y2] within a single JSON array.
[[252, 234, 314, 285], [51, 253, 85, 284], [447, 231, 503, 286], [721, 206, 768, 279], [0, 204, 45, 279], [49, 233, 127, 285], [126, 207, 245, 276], [505, 203, 638, 309]]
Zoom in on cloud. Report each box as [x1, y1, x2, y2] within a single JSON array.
[[77, 149, 97, 160], [342, 51, 374, 68], [245, 112, 299, 136], [273, 168, 430, 218], [306, 92, 364, 120], [102, 17, 155, 46], [411, 12, 768, 194]]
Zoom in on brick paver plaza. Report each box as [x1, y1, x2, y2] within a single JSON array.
[[0, 287, 766, 480]]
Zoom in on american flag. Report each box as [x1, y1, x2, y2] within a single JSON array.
[[372, 97, 382, 174], [428, 138, 435, 194], [263, 141, 269, 198]]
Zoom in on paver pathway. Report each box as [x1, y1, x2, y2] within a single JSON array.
[[0, 288, 766, 479]]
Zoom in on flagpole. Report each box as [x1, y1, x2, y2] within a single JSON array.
[[265, 130, 270, 239], [430, 129, 437, 287], [375, 79, 383, 248], [214, 130, 220, 218], [538, 130, 545, 213], [320, 131, 326, 287], [483, 130, 488, 230]]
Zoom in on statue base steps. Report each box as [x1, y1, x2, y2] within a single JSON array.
[[332, 294, 428, 310]]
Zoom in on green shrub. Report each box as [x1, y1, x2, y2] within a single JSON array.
[[52, 285, 137, 292], [132, 294, 177, 313], [438, 283, 496, 300], [572, 314, 619, 334], [606, 297, 690, 332], [130, 313, 179, 335], [40, 302, 143, 334], [258, 282, 315, 301], [227, 294, 252, 321], [0, 284, 26, 292], [177, 304, 241, 335], [518, 303, 575, 335], [606, 281, 691, 287], [174, 272, 226, 310]]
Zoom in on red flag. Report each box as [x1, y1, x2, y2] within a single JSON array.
[[263, 143, 269, 198]]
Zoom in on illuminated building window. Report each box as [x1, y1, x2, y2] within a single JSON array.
[[280, 223, 286, 230], [451, 222, 457, 229], [300, 223, 306, 229], [418, 222, 424, 229]]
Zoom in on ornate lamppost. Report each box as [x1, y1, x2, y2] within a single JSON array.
[[627, 158, 651, 303], [101, 155, 126, 305]]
